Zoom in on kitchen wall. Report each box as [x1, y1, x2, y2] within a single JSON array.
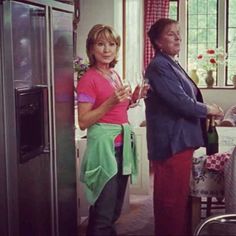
[[77, 0, 115, 56], [77, 0, 123, 73]]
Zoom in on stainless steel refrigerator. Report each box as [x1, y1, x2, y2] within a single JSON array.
[[0, 1, 77, 235]]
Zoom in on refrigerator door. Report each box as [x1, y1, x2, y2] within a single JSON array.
[[52, 9, 77, 235], [1, 1, 77, 235], [0, 3, 8, 235], [10, 2, 52, 236]]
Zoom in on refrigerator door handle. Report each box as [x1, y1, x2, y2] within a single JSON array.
[[43, 143, 50, 154], [35, 84, 49, 88]]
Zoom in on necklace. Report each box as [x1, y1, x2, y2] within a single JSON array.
[[95, 66, 121, 88], [95, 66, 112, 77]]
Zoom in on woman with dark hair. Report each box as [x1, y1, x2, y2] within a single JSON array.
[[144, 18, 224, 236], [77, 24, 148, 236]]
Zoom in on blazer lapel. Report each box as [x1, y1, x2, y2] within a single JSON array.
[[159, 52, 200, 94]]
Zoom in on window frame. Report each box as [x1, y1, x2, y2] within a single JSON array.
[[225, 0, 236, 86], [178, 0, 234, 88], [169, 0, 179, 21]]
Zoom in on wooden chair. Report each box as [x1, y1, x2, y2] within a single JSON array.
[[201, 197, 225, 219]]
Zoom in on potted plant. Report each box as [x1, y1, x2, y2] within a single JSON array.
[[194, 48, 227, 88]]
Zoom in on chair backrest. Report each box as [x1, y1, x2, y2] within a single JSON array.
[[193, 214, 236, 236]]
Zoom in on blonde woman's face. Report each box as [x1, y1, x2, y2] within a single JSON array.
[[156, 23, 181, 57], [92, 37, 117, 66]]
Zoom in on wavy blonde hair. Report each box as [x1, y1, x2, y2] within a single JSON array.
[[86, 24, 121, 68]]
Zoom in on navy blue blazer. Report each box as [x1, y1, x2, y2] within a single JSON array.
[[144, 52, 208, 161]]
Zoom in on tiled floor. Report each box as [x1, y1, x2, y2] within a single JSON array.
[[78, 174, 154, 236], [78, 174, 226, 236], [78, 192, 154, 236]]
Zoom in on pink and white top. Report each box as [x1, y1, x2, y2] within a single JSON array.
[[77, 68, 129, 145]]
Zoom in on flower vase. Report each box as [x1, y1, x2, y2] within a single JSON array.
[[190, 69, 199, 85], [205, 70, 214, 88]]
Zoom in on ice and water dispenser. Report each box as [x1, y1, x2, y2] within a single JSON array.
[[15, 87, 45, 163]]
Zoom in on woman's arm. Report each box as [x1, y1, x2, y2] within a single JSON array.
[[148, 62, 224, 118]]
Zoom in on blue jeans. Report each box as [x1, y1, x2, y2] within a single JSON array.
[[86, 146, 128, 236]]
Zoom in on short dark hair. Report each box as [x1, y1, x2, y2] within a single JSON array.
[[148, 18, 178, 52]]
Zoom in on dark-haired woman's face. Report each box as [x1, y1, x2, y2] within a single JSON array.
[[156, 23, 181, 57]]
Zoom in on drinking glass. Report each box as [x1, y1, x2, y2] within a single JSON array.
[[129, 75, 149, 108], [122, 79, 132, 100]]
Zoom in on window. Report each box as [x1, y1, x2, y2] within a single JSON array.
[[169, 0, 179, 20], [227, 0, 236, 86], [187, 0, 218, 87], [173, 0, 236, 88], [124, 0, 235, 88], [187, 0, 236, 88]]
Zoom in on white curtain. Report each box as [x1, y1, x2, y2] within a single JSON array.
[[125, 0, 145, 127]]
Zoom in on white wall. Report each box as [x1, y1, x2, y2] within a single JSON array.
[[77, 0, 123, 73], [77, 0, 114, 56], [201, 89, 236, 111]]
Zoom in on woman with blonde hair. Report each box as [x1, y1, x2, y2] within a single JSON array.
[[77, 24, 148, 236]]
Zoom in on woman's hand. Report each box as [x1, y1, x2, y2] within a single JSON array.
[[107, 85, 132, 105], [206, 103, 224, 118], [131, 83, 150, 105]]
